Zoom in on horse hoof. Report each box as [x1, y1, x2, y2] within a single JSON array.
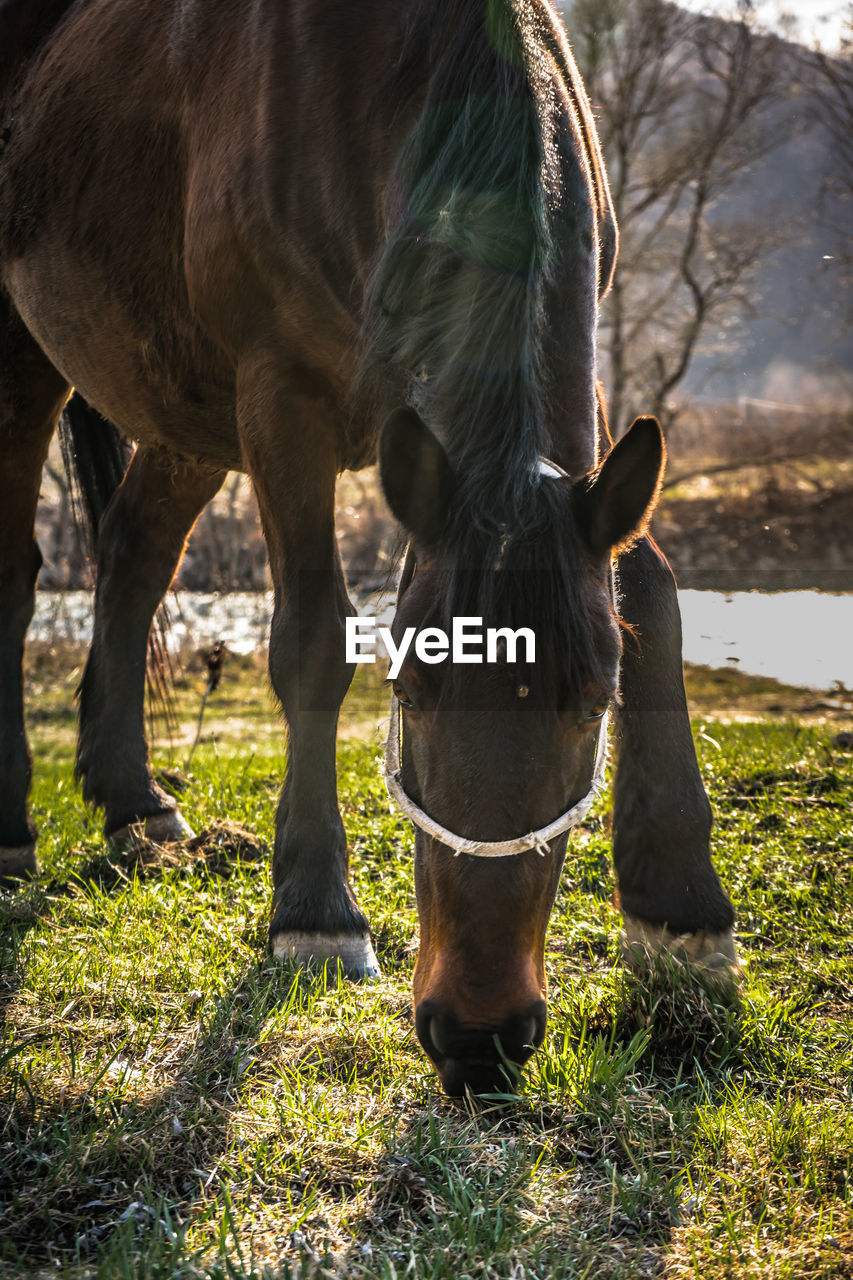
[[270, 930, 382, 981], [109, 810, 195, 849], [0, 843, 38, 881], [620, 914, 741, 980]]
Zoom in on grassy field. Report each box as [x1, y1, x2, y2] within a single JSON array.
[[1, 647, 851, 1279]]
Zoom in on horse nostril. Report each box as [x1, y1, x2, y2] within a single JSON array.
[[518, 1016, 538, 1052], [415, 1000, 548, 1089], [497, 1021, 535, 1066], [426, 1012, 536, 1062], [428, 1015, 450, 1058], [496, 1003, 547, 1063], [415, 1002, 449, 1063]]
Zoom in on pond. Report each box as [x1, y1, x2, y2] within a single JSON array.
[[31, 589, 853, 692], [677, 590, 852, 691]]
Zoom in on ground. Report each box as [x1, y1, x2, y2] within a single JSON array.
[[652, 453, 853, 592], [1, 645, 851, 1279]]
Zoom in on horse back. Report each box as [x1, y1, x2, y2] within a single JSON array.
[[0, 0, 614, 474], [0, 0, 419, 468]]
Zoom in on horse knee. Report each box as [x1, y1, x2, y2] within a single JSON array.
[[269, 598, 354, 718]]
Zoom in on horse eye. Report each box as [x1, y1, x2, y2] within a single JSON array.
[[393, 682, 415, 711], [584, 701, 610, 724]]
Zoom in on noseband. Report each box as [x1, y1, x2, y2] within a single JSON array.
[[383, 459, 611, 858], [385, 690, 609, 858]]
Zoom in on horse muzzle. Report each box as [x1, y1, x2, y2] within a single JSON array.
[[415, 999, 547, 1097]]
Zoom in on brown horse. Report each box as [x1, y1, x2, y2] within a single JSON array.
[[0, 0, 736, 1095]]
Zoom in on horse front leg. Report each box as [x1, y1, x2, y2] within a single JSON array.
[[76, 447, 224, 840], [612, 536, 737, 971], [238, 356, 378, 979]]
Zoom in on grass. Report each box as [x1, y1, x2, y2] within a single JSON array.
[[1, 647, 851, 1278]]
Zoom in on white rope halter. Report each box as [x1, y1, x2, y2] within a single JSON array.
[[384, 694, 609, 857], [382, 456, 611, 858]]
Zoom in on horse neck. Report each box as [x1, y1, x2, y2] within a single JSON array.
[[371, 0, 601, 501]]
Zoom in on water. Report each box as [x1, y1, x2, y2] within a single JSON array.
[[677, 590, 852, 691], [31, 591, 274, 656], [31, 589, 853, 692]]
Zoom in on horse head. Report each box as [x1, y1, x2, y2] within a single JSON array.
[[379, 407, 665, 1095]]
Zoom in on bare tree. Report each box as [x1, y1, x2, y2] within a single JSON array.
[[804, 8, 853, 286], [565, 0, 793, 434]]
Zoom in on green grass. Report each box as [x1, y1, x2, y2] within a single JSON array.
[[1, 652, 851, 1278]]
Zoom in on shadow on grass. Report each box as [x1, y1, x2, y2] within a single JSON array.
[[0, 823, 291, 1270], [0, 946, 348, 1271], [3, 938, 839, 1279], [0, 887, 47, 1052], [325, 967, 749, 1279], [1, 851, 820, 1280], [1, 822, 270, 1044]]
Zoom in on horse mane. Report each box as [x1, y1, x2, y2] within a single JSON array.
[[366, 0, 563, 538], [437, 481, 617, 707], [0, 0, 78, 102], [368, 1, 615, 700]]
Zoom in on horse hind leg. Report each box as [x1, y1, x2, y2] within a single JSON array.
[[76, 445, 224, 842], [0, 304, 70, 878]]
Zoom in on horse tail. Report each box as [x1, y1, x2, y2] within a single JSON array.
[[58, 394, 178, 741], [58, 393, 130, 546]]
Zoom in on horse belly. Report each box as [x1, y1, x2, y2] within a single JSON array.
[[4, 248, 241, 470]]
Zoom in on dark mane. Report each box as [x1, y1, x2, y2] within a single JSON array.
[[434, 480, 617, 705], [0, 0, 79, 102], [367, 0, 563, 536], [369, 1, 613, 699]]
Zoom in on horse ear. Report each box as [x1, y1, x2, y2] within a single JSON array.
[[576, 415, 665, 558], [379, 408, 455, 544]]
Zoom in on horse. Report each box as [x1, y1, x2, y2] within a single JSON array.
[[0, 0, 736, 1096]]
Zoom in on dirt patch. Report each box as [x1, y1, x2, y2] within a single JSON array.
[[655, 481, 853, 590], [69, 820, 268, 891], [683, 662, 853, 726]]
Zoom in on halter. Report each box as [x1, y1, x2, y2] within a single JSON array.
[[382, 458, 611, 858]]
